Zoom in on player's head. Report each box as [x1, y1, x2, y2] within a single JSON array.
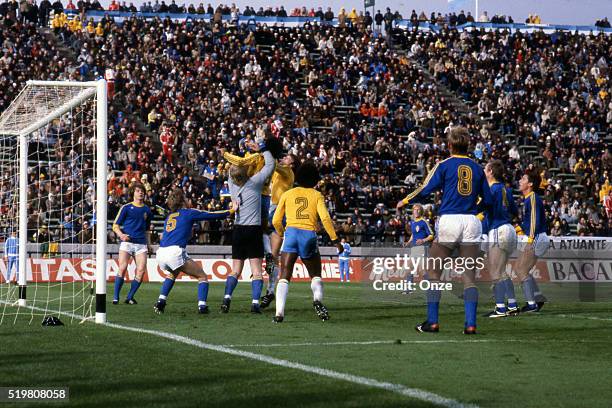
[[129, 182, 145, 202], [485, 160, 505, 183], [448, 127, 470, 156], [265, 136, 284, 160], [280, 153, 299, 172], [519, 169, 541, 195], [412, 204, 423, 219], [166, 188, 185, 212], [341, 237, 346, 244], [295, 159, 321, 188], [229, 164, 248, 187]]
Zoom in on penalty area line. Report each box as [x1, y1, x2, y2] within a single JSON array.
[[0, 301, 478, 408]]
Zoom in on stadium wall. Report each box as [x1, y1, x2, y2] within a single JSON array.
[[89, 0, 611, 25], [2, 238, 610, 284]]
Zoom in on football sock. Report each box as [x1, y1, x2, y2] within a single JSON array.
[[532, 276, 543, 298], [113, 276, 124, 301], [224, 275, 238, 299], [126, 278, 141, 300], [426, 285, 441, 324], [275, 279, 289, 317], [464, 287, 479, 328], [197, 281, 209, 306], [493, 281, 507, 311], [267, 265, 279, 295], [311, 276, 323, 302], [251, 279, 263, 304], [159, 278, 175, 301], [522, 275, 537, 305], [503, 278, 518, 308]]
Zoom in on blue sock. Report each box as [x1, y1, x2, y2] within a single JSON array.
[[464, 287, 479, 328], [198, 281, 209, 305], [126, 279, 141, 300], [251, 279, 263, 304], [426, 288, 441, 324], [493, 282, 507, 312], [522, 276, 537, 305], [503, 278, 518, 308], [224, 275, 238, 298], [159, 278, 175, 301], [113, 276, 124, 301]]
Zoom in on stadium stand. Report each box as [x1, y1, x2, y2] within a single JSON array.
[[0, 3, 610, 246]]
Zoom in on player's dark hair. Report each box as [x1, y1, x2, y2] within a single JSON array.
[[295, 159, 321, 188], [288, 153, 300, 173], [129, 182, 145, 198], [448, 127, 470, 155], [525, 168, 542, 194], [265, 136, 284, 160], [166, 188, 185, 212], [488, 160, 505, 182], [229, 165, 248, 187]]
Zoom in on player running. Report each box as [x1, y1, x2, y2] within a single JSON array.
[[515, 169, 549, 313], [112, 182, 152, 305], [272, 160, 343, 323], [153, 189, 232, 314], [480, 160, 520, 318], [396, 127, 491, 335], [403, 204, 433, 292]]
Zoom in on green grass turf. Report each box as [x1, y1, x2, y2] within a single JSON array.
[[1, 282, 611, 408]]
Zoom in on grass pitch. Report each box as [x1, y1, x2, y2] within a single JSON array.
[[1, 282, 611, 407]]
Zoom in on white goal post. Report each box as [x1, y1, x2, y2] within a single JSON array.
[[0, 79, 108, 324]]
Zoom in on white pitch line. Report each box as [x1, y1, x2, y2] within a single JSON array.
[[225, 339, 496, 347], [0, 301, 477, 408], [549, 314, 612, 322]]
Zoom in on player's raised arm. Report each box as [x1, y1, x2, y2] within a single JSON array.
[[396, 162, 443, 210], [223, 151, 261, 167], [272, 192, 287, 237], [250, 150, 275, 187], [316, 192, 338, 242]]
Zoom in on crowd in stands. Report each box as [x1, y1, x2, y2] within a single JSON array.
[[0, 3, 611, 247]]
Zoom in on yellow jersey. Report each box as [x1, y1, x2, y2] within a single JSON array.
[[273, 187, 337, 241], [224, 151, 273, 196], [271, 165, 294, 205]]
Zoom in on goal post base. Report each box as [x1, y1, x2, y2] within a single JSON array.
[[95, 312, 107, 324], [18, 299, 26, 307]]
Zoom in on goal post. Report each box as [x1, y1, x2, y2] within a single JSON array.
[[0, 79, 107, 324]]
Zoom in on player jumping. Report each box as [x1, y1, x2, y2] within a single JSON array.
[[153, 189, 232, 314], [272, 160, 343, 323], [396, 127, 491, 334], [112, 182, 152, 305]]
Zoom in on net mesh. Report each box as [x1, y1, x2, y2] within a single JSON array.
[[0, 83, 100, 324]]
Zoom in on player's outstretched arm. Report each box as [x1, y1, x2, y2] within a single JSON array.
[[250, 150, 275, 186], [190, 208, 232, 221], [223, 151, 261, 167], [397, 162, 443, 209], [316, 192, 339, 244]]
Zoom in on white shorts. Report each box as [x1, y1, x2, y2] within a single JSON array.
[[436, 214, 482, 247], [156, 246, 189, 273], [487, 224, 518, 254], [518, 233, 550, 258], [119, 241, 148, 256]]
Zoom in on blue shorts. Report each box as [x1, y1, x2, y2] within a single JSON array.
[[268, 204, 286, 234], [281, 227, 319, 259]]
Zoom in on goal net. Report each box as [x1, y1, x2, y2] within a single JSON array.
[[0, 80, 107, 324]]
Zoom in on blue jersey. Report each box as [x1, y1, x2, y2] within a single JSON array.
[[160, 208, 230, 248], [521, 192, 547, 241], [403, 156, 490, 215], [410, 218, 433, 245], [113, 202, 152, 245], [338, 242, 351, 259], [484, 182, 518, 230], [4, 236, 18, 257]]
